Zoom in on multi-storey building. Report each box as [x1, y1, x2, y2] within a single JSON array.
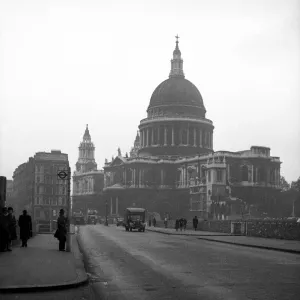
[[6, 180, 13, 198], [72, 125, 104, 214], [103, 37, 281, 220], [12, 150, 70, 232]]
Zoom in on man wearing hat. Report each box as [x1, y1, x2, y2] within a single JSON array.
[[0, 207, 11, 252], [55, 209, 68, 251]]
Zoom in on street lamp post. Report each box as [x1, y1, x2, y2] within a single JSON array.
[[66, 167, 72, 252], [105, 199, 108, 226]]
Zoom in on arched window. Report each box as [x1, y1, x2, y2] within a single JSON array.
[[241, 165, 248, 181]]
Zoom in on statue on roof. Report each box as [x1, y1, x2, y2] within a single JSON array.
[[118, 147, 122, 156]]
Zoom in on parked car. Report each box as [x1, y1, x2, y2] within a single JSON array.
[[116, 218, 124, 227]]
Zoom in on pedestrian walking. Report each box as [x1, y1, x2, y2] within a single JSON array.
[[148, 219, 152, 227], [175, 219, 179, 231], [8, 207, 17, 247], [164, 217, 168, 228], [183, 218, 187, 231], [153, 217, 156, 227], [55, 209, 68, 251], [193, 216, 198, 231], [0, 207, 11, 252], [179, 218, 184, 231], [18, 210, 32, 247]]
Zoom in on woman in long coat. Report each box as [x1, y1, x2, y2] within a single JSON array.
[[56, 209, 68, 251], [18, 210, 32, 247]]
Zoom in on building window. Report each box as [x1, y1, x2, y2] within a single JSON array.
[[58, 197, 62, 206], [36, 197, 39, 205], [217, 169, 222, 182], [37, 176, 40, 183], [44, 198, 50, 205], [241, 165, 248, 181]]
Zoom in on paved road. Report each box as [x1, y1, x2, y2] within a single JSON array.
[[0, 283, 95, 300], [79, 224, 300, 300]]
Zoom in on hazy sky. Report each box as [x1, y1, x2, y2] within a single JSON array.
[[0, 0, 299, 183]]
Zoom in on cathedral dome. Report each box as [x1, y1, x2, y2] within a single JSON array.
[[146, 36, 206, 118], [148, 76, 205, 110]]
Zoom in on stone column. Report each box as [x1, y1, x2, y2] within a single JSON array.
[[151, 128, 154, 145], [255, 167, 258, 183], [161, 169, 164, 186], [141, 130, 143, 147], [211, 132, 213, 149], [193, 128, 196, 146], [199, 129, 202, 147], [110, 197, 113, 215], [124, 168, 127, 185], [158, 126, 160, 145], [139, 169, 142, 187], [187, 127, 189, 145], [164, 126, 167, 146], [208, 132, 211, 149], [146, 129, 149, 147], [116, 197, 119, 215], [172, 127, 175, 146], [251, 165, 254, 182]]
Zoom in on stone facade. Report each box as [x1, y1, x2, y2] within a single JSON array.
[[12, 150, 70, 232], [103, 38, 281, 220]]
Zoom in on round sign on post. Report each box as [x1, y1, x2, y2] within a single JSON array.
[[58, 171, 68, 180]]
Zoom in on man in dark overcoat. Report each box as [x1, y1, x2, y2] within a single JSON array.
[[0, 207, 11, 251], [18, 210, 32, 247]]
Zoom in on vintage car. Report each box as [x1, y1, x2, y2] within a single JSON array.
[[116, 217, 124, 227], [124, 208, 146, 232], [73, 212, 85, 225]]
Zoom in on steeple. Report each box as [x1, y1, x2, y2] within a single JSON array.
[[169, 35, 185, 78], [83, 124, 91, 142], [76, 125, 97, 173]]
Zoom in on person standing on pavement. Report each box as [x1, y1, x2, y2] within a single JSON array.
[[18, 210, 32, 247], [0, 207, 11, 252], [153, 217, 156, 227], [183, 218, 187, 231], [8, 207, 17, 247], [193, 216, 199, 231], [179, 218, 184, 231], [57, 209, 68, 251], [175, 219, 179, 231]]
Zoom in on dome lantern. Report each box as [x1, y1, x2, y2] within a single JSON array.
[[169, 35, 185, 78]]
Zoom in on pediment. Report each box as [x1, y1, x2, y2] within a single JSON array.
[[111, 156, 126, 167]]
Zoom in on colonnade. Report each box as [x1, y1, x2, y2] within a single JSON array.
[[139, 125, 213, 149]]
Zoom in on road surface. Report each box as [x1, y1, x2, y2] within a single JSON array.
[[78, 224, 300, 300]]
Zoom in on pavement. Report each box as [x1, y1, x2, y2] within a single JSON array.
[[78, 224, 300, 300], [146, 226, 300, 254], [0, 232, 88, 292]]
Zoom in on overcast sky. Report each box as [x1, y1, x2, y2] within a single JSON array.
[[0, 0, 299, 183]]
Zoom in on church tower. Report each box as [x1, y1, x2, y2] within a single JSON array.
[[76, 124, 97, 173], [130, 131, 141, 158]]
